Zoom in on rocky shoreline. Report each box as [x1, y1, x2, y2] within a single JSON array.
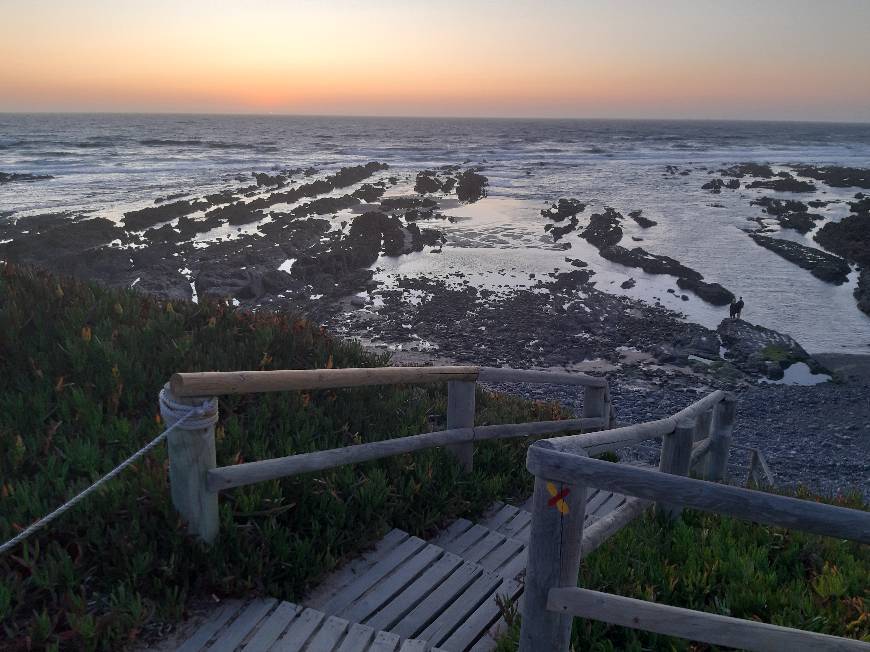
[[2, 159, 869, 497]]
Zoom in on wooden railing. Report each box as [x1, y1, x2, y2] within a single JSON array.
[[160, 365, 612, 543], [518, 390, 870, 652]]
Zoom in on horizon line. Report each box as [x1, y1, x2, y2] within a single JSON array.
[[2, 109, 869, 126]]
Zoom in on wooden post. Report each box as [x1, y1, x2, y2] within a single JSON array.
[[706, 396, 736, 482], [161, 384, 220, 544], [694, 408, 713, 443], [657, 418, 694, 519], [446, 380, 475, 472], [520, 442, 589, 652], [583, 385, 607, 431]]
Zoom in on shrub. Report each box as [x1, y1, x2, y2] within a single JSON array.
[[0, 263, 565, 649]]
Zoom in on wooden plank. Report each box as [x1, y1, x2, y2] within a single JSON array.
[[547, 587, 870, 652], [272, 607, 326, 651], [499, 548, 529, 581], [447, 380, 476, 472], [581, 489, 606, 518], [499, 510, 532, 540], [429, 518, 474, 548], [526, 446, 870, 543], [307, 530, 409, 610], [419, 572, 504, 645], [335, 623, 375, 652], [171, 366, 481, 397], [443, 524, 490, 555], [442, 580, 521, 651], [367, 630, 401, 652], [241, 602, 301, 651], [162, 385, 220, 543], [460, 531, 507, 563], [341, 545, 443, 623], [305, 615, 350, 652], [392, 561, 483, 639], [477, 367, 607, 388], [588, 492, 626, 520], [322, 537, 428, 615], [478, 502, 515, 531], [397, 640, 428, 652], [209, 599, 277, 652], [518, 453, 589, 652], [477, 537, 524, 573], [177, 600, 244, 652], [365, 551, 463, 631]]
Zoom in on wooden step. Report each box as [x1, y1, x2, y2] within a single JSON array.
[[177, 600, 439, 652]]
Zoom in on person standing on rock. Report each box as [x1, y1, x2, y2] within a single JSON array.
[[735, 296, 744, 319], [729, 299, 738, 319]]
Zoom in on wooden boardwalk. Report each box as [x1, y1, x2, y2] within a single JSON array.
[[178, 490, 628, 652]]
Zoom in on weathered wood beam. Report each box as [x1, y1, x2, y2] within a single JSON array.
[[547, 587, 870, 651], [519, 442, 589, 652], [526, 446, 870, 543], [478, 367, 608, 387], [447, 380, 475, 472], [171, 366, 481, 396], [207, 417, 604, 492]]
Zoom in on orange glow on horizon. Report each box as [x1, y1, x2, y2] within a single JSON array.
[[1, 1, 868, 121]]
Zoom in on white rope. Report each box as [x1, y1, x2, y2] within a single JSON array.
[[0, 392, 217, 557]]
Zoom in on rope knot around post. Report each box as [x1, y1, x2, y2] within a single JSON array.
[[159, 383, 220, 543], [158, 386, 219, 430]]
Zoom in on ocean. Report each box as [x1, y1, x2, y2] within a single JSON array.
[[2, 113, 870, 354]]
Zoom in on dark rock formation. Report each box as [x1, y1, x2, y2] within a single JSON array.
[[701, 178, 739, 193], [747, 175, 816, 193], [748, 234, 850, 284], [542, 198, 586, 221], [580, 208, 623, 248], [717, 318, 824, 378], [456, 170, 488, 202], [123, 199, 209, 230], [380, 196, 438, 211], [254, 172, 286, 187], [0, 171, 54, 183], [545, 216, 579, 241], [751, 197, 808, 216], [791, 164, 870, 190], [353, 183, 387, 202], [856, 268, 870, 315], [814, 213, 870, 266], [719, 163, 775, 178], [675, 277, 735, 305], [628, 210, 657, 228], [414, 171, 442, 194], [620, 278, 636, 289], [599, 245, 699, 279]]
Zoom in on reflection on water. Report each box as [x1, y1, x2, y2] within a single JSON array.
[[759, 362, 831, 386], [376, 190, 870, 355]]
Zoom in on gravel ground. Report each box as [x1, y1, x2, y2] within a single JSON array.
[[483, 377, 870, 500]]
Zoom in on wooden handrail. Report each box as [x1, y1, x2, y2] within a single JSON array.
[[477, 367, 608, 387], [207, 417, 606, 492], [547, 588, 870, 651], [170, 366, 481, 396], [526, 446, 870, 543], [170, 365, 610, 396], [544, 390, 728, 456]]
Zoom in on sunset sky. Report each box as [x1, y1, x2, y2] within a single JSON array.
[[1, 0, 869, 122]]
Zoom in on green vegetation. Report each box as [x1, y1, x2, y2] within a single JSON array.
[[496, 492, 870, 650], [0, 263, 565, 650], [761, 344, 797, 363]]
